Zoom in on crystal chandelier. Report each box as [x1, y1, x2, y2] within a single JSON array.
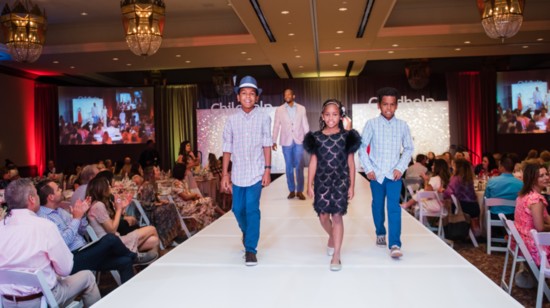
[[477, 0, 525, 41], [121, 0, 165, 56], [0, 0, 47, 63]]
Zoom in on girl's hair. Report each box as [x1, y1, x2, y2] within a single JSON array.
[[453, 158, 474, 185], [482, 153, 498, 171], [178, 140, 191, 156], [86, 176, 114, 217], [519, 162, 544, 196], [433, 158, 451, 188], [208, 153, 217, 166], [319, 99, 345, 131]]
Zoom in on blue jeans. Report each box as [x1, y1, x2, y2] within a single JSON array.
[[232, 181, 263, 254], [370, 178, 402, 249], [282, 142, 304, 193]]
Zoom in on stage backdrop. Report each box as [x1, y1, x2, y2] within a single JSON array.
[[197, 96, 449, 173]]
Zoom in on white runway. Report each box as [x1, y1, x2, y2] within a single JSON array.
[[93, 174, 521, 308]]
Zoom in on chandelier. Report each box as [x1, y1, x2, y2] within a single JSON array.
[[477, 0, 525, 41], [121, 0, 165, 56], [0, 0, 47, 63]]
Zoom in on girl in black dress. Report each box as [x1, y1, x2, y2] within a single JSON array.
[[304, 99, 361, 271]]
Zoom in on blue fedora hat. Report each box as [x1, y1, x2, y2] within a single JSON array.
[[234, 75, 262, 96]]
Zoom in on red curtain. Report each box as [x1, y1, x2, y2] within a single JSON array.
[[446, 72, 483, 166], [34, 83, 58, 176]]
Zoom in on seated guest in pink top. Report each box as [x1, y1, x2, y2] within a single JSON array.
[[0, 178, 100, 308], [514, 163, 550, 266], [272, 88, 310, 200]]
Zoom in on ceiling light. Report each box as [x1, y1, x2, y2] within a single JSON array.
[[185, 60, 191, 63], [126, 63, 132, 66], [333, 64, 339, 67], [388, 51, 394, 54], [522, 45, 528, 48], [299, 65, 303, 68], [293, 48, 298, 52], [335, 46, 341, 50], [478, 0, 524, 41], [53, 61, 59, 64], [113, 57, 119, 61], [281, 10, 289, 14], [288, 33, 295, 36], [246, 58, 252, 61], [175, 54, 181, 57], [241, 51, 247, 54], [464, 41, 471, 44], [295, 55, 301, 58], [0, 0, 47, 63], [455, 48, 461, 51], [338, 8, 347, 11], [392, 44, 399, 47], [536, 38, 544, 41], [70, 66, 75, 69], [336, 30, 344, 34], [81, 12, 88, 16], [121, 0, 166, 56], [334, 53, 340, 56]]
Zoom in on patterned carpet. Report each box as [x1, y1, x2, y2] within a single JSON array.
[[454, 240, 547, 308]]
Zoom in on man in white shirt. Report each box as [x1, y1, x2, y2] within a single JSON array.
[[405, 154, 428, 179], [0, 178, 100, 307], [272, 89, 310, 200]]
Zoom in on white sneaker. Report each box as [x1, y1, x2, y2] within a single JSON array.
[[327, 246, 335, 256], [390, 245, 403, 259], [376, 235, 387, 248]]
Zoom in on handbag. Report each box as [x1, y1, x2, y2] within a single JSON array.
[[443, 198, 471, 240]]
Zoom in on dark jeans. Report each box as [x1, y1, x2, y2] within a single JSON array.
[[72, 233, 136, 283]]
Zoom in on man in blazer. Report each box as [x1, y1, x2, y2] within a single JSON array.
[[272, 89, 310, 200]]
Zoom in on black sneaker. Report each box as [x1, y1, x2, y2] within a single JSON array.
[[245, 252, 257, 266]]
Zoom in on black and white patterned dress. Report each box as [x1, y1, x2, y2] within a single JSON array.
[[304, 129, 361, 215]]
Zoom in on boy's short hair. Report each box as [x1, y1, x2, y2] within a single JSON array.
[[376, 87, 400, 103]]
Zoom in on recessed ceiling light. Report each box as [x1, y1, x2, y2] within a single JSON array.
[[288, 22, 292, 25], [522, 45, 529, 48], [299, 65, 304, 68], [536, 38, 544, 41], [241, 51, 247, 54], [81, 12, 88, 16], [334, 53, 340, 56], [392, 44, 399, 47], [336, 30, 344, 34], [342, 1, 348, 4], [69, 66, 75, 69], [281, 10, 290, 14], [333, 64, 339, 67], [185, 60, 191, 63], [388, 51, 394, 54], [455, 48, 461, 51], [464, 41, 471, 44], [52, 60, 59, 64], [175, 54, 181, 58], [335, 46, 341, 50], [246, 58, 252, 61], [288, 33, 295, 36], [295, 55, 301, 58], [338, 7, 347, 11], [293, 48, 298, 52], [112, 58, 119, 61], [126, 63, 132, 66]]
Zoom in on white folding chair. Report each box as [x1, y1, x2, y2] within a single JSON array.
[[499, 213, 526, 295], [0, 269, 82, 308], [416, 191, 445, 238], [131, 199, 151, 227], [485, 197, 516, 254], [450, 194, 478, 247], [85, 226, 122, 286], [530, 229, 550, 308], [166, 195, 195, 239], [401, 178, 423, 203]]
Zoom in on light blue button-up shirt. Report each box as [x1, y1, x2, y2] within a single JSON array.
[[285, 102, 297, 121], [359, 114, 414, 184]]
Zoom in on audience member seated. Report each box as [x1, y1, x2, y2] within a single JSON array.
[[206, 153, 222, 181], [443, 158, 481, 236], [171, 163, 221, 231], [0, 178, 101, 307], [71, 164, 99, 207], [87, 177, 160, 257], [66, 163, 83, 190], [405, 154, 428, 179], [36, 180, 155, 284], [514, 163, 550, 266], [43, 160, 62, 182], [484, 157, 523, 219], [119, 156, 133, 178], [474, 153, 499, 176], [401, 159, 451, 209]]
